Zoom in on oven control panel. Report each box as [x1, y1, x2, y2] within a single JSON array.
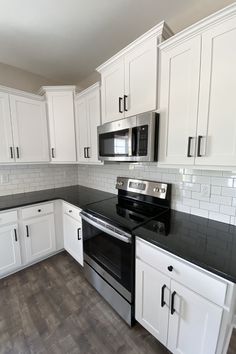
[[116, 177, 169, 200]]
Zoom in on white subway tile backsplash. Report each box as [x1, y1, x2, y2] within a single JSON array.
[[77, 164, 236, 226]]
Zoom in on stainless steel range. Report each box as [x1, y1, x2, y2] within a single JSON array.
[[80, 177, 171, 325]]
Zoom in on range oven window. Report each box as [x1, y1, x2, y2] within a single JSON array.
[[82, 219, 132, 292], [99, 129, 129, 157]]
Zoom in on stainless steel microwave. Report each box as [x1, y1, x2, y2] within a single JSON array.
[[97, 112, 159, 162]]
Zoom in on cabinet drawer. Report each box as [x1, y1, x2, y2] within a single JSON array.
[[136, 238, 228, 307], [0, 210, 17, 226], [22, 203, 54, 219], [63, 203, 82, 221]]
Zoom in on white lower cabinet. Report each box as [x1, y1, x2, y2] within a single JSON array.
[[0, 223, 21, 277], [135, 238, 233, 354], [63, 204, 83, 266], [23, 213, 56, 263], [136, 259, 170, 346]]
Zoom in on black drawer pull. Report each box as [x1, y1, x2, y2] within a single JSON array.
[[10, 147, 14, 159], [51, 148, 55, 158], [14, 228, 18, 242], [16, 147, 20, 159], [161, 284, 166, 307], [119, 97, 123, 113], [124, 95, 128, 111], [69, 210, 72, 213], [187, 137, 193, 157], [168, 265, 173, 272], [77, 228, 82, 240], [171, 291, 177, 315], [26, 225, 29, 237], [197, 135, 203, 157], [38, 209, 41, 212]]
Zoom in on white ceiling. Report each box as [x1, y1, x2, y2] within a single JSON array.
[[0, 0, 234, 83]]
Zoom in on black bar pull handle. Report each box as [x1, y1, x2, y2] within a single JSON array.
[[26, 225, 29, 237], [51, 148, 55, 158], [77, 228, 82, 240], [161, 284, 167, 307], [187, 137, 193, 157], [119, 97, 123, 113], [84, 147, 86, 158], [14, 228, 18, 242], [197, 135, 203, 157], [87, 147, 90, 158], [171, 291, 177, 315], [124, 95, 128, 112], [16, 147, 20, 159], [10, 147, 14, 159]]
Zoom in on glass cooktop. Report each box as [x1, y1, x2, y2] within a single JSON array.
[[84, 196, 168, 232]]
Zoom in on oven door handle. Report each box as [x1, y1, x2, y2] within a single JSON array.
[[80, 213, 132, 244]]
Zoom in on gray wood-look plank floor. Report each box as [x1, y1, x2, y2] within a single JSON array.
[[0, 252, 235, 354]]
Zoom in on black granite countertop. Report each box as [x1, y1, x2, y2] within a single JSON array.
[[0, 185, 115, 211], [134, 209, 236, 283]]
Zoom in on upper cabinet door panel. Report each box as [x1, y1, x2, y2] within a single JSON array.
[[101, 58, 125, 123], [75, 96, 88, 163], [196, 17, 236, 166], [124, 37, 157, 117], [10, 95, 49, 162], [158, 36, 201, 165], [0, 92, 14, 163], [86, 88, 101, 163], [47, 91, 76, 162]]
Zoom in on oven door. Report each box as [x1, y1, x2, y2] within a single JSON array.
[[81, 212, 133, 302]]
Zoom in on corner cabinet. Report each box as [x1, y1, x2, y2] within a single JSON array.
[[40, 86, 77, 163], [97, 22, 173, 124], [135, 238, 235, 354], [75, 83, 101, 164], [0, 89, 49, 163], [158, 4, 236, 168]]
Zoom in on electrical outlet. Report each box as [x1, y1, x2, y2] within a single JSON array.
[[201, 184, 211, 198]]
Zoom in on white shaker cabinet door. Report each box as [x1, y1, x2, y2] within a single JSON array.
[[86, 87, 101, 163], [0, 92, 14, 163], [75, 95, 89, 163], [158, 36, 201, 165], [196, 16, 236, 166], [63, 214, 83, 266], [135, 259, 170, 347], [124, 37, 157, 117], [101, 58, 125, 123], [0, 224, 21, 277], [47, 91, 77, 162], [167, 280, 223, 354], [10, 95, 49, 162], [23, 215, 56, 264]]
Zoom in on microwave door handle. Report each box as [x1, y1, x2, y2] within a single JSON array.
[[128, 128, 133, 156], [80, 213, 131, 243]]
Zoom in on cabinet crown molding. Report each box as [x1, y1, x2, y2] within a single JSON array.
[[159, 3, 236, 51], [96, 21, 173, 72], [0, 84, 44, 101], [39, 85, 77, 95], [76, 82, 100, 99]]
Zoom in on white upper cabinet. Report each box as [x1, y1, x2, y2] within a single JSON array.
[[0, 92, 14, 163], [158, 4, 236, 168], [100, 59, 125, 123], [40, 86, 77, 163], [196, 16, 236, 166], [10, 95, 49, 162], [75, 83, 101, 164], [124, 37, 158, 117], [158, 36, 201, 165], [97, 22, 173, 124]]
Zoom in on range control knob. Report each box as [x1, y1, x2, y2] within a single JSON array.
[[161, 188, 166, 193], [117, 181, 124, 187], [153, 187, 159, 192]]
